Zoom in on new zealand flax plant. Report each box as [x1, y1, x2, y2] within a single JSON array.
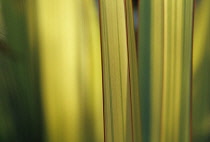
[[0, 0, 103, 142], [193, 0, 210, 141], [138, 0, 194, 142], [0, 0, 209, 142]]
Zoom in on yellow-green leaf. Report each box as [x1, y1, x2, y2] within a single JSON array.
[[138, 0, 194, 142], [99, 0, 141, 141]]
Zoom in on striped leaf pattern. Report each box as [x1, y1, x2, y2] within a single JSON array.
[[138, 0, 194, 142], [99, 0, 141, 141]]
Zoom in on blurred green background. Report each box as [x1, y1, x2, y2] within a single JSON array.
[[0, 0, 209, 142]]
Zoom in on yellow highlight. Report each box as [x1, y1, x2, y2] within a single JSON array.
[[35, 0, 103, 141]]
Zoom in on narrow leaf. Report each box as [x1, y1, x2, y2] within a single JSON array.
[[99, 0, 141, 141], [138, 0, 194, 142]]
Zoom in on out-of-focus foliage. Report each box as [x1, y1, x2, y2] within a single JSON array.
[[0, 0, 103, 142], [0, 0, 209, 142], [36, 0, 103, 141], [138, 0, 193, 142], [0, 0, 44, 141], [193, 0, 210, 141], [36, 0, 103, 142]]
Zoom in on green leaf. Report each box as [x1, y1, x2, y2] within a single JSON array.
[[36, 0, 103, 141], [99, 0, 141, 141], [0, 0, 44, 141], [138, 0, 194, 142], [193, 0, 210, 141]]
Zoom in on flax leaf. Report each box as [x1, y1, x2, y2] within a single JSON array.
[[138, 0, 194, 142], [99, 0, 141, 141], [193, 0, 210, 141], [0, 0, 43, 141], [36, 0, 103, 141]]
